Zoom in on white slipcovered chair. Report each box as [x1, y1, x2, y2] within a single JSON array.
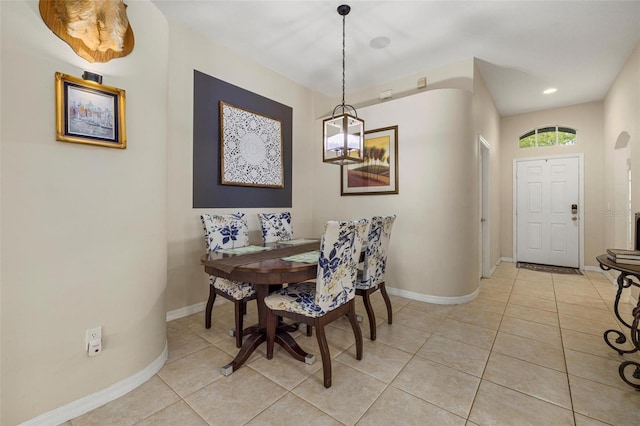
[[264, 218, 369, 388], [356, 215, 396, 340], [257, 212, 293, 243], [200, 213, 256, 348]]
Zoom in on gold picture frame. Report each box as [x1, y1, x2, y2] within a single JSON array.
[[341, 125, 399, 195], [55, 72, 126, 149]]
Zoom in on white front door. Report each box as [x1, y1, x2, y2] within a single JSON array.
[[516, 156, 579, 267]]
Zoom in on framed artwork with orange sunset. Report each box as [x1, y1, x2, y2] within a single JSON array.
[[341, 125, 398, 195]]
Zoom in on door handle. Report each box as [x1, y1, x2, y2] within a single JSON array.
[[572, 217, 578, 221]]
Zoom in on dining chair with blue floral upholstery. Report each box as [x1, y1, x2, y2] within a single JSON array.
[[356, 215, 396, 341], [264, 218, 369, 388], [200, 213, 256, 348], [258, 211, 313, 337], [257, 212, 293, 243]]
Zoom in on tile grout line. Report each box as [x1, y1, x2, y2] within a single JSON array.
[[465, 270, 517, 422], [78, 265, 639, 425], [481, 269, 581, 414], [350, 302, 415, 426], [551, 271, 578, 425]]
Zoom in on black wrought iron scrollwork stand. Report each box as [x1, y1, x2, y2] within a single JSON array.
[[598, 255, 640, 391]]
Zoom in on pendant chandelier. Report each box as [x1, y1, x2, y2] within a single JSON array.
[[322, 4, 365, 165]]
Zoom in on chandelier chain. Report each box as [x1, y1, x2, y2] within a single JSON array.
[[341, 12, 346, 108]]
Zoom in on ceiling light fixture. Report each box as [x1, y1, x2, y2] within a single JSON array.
[[322, 4, 364, 165], [543, 87, 557, 94]]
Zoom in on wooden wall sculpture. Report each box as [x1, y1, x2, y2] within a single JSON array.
[[39, 0, 134, 63]]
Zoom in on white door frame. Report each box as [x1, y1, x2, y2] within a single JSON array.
[[513, 153, 585, 269], [479, 135, 491, 278]]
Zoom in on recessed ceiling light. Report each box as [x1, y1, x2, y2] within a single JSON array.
[[370, 36, 391, 49], [543, 88, 557, 94]]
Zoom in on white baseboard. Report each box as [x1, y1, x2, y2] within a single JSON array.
[[501, 257, 515, 263], [583, 265, 607, 273], [20, 342, 168, 426], [23, 297, 246, 425], [599, 270, 638, 305], [386, 285, 479, 305], [166, 301, 206, 322], [485, 258, 501, 278], [601, 269, 618, 285], [165, 298, 232, 322]]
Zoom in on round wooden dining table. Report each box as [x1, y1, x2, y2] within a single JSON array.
[[201, 240, 320, 375]]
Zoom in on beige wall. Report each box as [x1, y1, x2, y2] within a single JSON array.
[[165, 21, 319, 313], [165, 26, 490, 309], [1, 1, 169, 424], [327, 58, 475, 115], [500, 102, 605, 267], [0, 2, 3, 420], [604, 42, 640, 249], [4, 0, 605, 422], [312, 89, 479, 299], [473, 62, 502, 271], [603, 42, 640, 301]]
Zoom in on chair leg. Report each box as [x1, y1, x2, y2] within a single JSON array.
[[234, 299, 244, 348], [379, 282, 393, 324], [205, 285, 217, 329], [266, 309, 277, 359], [315, 322, 332, 388], [347, 301, 363, 360], [361, 290, 377, 341], [306, 324, 313, 336]]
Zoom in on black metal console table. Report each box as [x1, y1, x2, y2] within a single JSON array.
[[596, 254, 640, 390]]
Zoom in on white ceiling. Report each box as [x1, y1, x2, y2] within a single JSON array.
[[151, 0, 640, 116]]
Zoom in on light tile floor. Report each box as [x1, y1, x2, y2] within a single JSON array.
[[70, 263, 640, 425]]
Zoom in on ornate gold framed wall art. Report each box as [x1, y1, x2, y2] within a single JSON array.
[[55, 72, 126, 149]]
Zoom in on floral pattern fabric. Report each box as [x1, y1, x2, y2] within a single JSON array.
[[201, 212, 249, 252], [200, 213, 256, 300], [264, 219, 369, 317], [257, 212, 293, 243], [357, 215, 396, 290], [213, 278, 256, 299]]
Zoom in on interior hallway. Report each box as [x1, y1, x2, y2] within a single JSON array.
[[68, 262, 640, 425]]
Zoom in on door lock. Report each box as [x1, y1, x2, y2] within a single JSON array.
[[571, 204, 578, 221]]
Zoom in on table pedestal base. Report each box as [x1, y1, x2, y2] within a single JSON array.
[[220, 326, 313, 376]]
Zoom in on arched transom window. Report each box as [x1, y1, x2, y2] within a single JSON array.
[[519, 126, 577, 149]]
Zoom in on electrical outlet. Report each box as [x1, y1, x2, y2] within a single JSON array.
[[86, 326, 102, 356], [86, 326, 102, 343], [84, 326, 102, 355]]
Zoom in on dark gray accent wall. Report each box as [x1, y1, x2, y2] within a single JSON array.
[[193, 70, 292, 208]]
